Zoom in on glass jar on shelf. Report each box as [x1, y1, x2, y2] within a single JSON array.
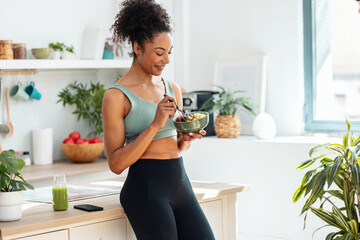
[[0, 40, 13, 59], [12, 43, 27, 59]]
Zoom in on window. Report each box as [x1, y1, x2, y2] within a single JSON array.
[[304, 0, 360, 132]]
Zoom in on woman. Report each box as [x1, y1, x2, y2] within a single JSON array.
[[102, 0, 215, 239]]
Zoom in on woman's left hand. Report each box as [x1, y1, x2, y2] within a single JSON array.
[[179, 129, 207, 142]]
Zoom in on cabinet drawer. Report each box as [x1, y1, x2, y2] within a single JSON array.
[[200, 200, 223, 240], [70, 218, 127, 240], [14, 230, 68, 240]]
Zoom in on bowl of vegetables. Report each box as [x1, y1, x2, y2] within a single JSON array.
[[173, 111, 209, 134]]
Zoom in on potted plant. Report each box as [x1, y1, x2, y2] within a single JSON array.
[[293, 120, 360, 239], [0, 149, 34, 221], [200, 85, 255, 138], [48, 42, 65, 60], [57, 81, 105, 138], [62, 44, 76, 60], [48, 42, 76, 60]]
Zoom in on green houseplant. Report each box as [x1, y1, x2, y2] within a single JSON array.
[[57, 81, 105, 137], [293, 120, 360, 239], [48, 42, 75, 59], [0, 149, 34, 221], [200, 85, 255, 138]]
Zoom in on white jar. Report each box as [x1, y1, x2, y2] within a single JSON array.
[[22, 151, 31, 166]]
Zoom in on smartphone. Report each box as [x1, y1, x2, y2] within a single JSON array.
[[74, 204, 103, 212]]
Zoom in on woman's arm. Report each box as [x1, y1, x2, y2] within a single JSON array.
[[171, 82, 205, 153], [102, 90, 176, 174]]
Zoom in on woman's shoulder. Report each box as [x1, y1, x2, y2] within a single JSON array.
[[164, 78, 181, 95], [104, 79, 131, 106], [103, 88, 127, 105]]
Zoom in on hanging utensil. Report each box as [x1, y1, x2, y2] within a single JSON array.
[[6, 88, 14, 137]]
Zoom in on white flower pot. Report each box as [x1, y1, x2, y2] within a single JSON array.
[[0, 191, 24, 221], [52, 50, 62, 60], [62, 51, 76, 60]]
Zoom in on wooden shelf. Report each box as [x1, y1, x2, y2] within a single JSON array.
[[0, 59, 132, 70]]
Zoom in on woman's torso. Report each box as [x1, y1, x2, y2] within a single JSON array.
[[113, 77, 181, 160]]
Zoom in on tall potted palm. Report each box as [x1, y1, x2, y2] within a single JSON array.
[[293, 120, 360, 239], [200, 85, 255, 138]]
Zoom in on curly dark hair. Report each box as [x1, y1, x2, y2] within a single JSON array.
[[111, 0, 172, 57]]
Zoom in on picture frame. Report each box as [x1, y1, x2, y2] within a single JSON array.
[[214, 55, 268, 135], [80, 28, 105, 60]]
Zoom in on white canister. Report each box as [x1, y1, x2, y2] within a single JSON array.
[[32, 128, 53, 165]]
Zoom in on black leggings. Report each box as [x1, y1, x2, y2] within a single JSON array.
[[120, 157, 215, 240]]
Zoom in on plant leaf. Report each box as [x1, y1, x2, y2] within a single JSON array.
[[310, 207, 343, 229], [327, 190, 344, 201], [328, 156, 344, 188], [347, 219, 358, 236]]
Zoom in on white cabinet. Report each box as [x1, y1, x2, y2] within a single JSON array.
[[127, 220, 136, 240], [200, 200, 223, 240], [70, 218, 127, 240], [13, 230, 68, 240]]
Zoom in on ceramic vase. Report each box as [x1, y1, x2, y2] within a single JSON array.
[[252, 112, 276, 139], [0, 191, 24, 221]]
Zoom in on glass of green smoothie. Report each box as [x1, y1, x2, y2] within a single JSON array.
[[52, 174, 68, 211]]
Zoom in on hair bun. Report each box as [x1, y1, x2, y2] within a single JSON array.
[[111, 0, 172, 57]]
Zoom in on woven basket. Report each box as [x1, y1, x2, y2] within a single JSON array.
[[214, 115, 241, 138]]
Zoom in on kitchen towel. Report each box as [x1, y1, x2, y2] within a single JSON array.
[[32, 128, 53, 165]]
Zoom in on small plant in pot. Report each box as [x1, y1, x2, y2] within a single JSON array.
[[0, 150, 34, 221], [48, 42, 76, 60], [200, 85, 255, 138], [48, 42, 64, 59], [62, 44, 76, 59], [293, 120, 360, 239]]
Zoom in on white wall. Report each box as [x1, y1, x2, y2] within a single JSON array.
[[174, 0, 305, 136], [0, 1, 335, 239], [1, 0, 307, 153], [1, 0, 116, 53], [0, 0, 174, 159], [183, 137, 336, 240]]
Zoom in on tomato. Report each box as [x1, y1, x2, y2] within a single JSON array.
[[76, 138, 89, 144], [69, 131, 81, 142], [63, 137, 75, 144], [90, 137, 103, 144]]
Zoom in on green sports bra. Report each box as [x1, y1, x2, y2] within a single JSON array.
[[108, 78, 180, 144]]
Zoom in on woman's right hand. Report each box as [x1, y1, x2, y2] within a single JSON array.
[[151, 95, 177, 130]]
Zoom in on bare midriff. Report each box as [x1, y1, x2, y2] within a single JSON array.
[[139, 136, 181, 159]]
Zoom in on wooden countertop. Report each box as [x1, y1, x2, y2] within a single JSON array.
[[21, 158, 110, 183], [0, 177, 249, 238]]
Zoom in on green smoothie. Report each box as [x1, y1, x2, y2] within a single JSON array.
[[52, 187, 68, 211]]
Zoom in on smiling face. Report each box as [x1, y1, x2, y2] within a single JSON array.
[[134, 32, 173, 76]]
